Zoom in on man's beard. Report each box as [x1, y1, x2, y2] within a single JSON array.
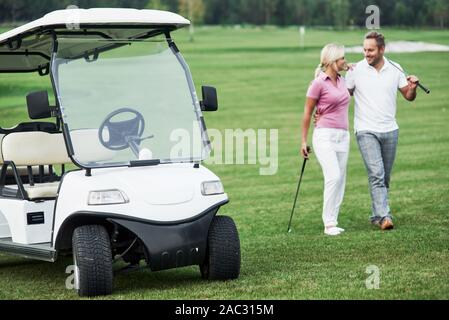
[[368, 56, 382, 67]]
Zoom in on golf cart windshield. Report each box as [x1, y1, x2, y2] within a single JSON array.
[[52, 37, 207, 168]]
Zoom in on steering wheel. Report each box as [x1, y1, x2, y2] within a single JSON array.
[[98, 108, 145, 151]]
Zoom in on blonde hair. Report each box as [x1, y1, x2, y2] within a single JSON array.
[[314, 43, 345, 78]]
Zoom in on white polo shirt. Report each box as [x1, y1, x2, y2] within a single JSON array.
[[345, 57, 408, 133]]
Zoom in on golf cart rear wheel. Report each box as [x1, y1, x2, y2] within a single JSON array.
[[72, 225, 113, 297], [200, 215, 240, 280]]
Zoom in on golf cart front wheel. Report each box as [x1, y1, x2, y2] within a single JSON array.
[[200, 215, 241, 280], [72, 225, 113, 297]]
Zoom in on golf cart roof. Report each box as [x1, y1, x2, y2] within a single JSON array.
[[0, 8, 190, 73]]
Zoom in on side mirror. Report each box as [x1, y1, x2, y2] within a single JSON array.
[[26, 91, 55, 119], [200, 86, 218, 112]]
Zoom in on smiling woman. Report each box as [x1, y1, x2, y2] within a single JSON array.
[[301, 43, 351, 236]]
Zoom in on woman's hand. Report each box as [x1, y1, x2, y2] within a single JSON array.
[[301, 143, 311, 159]]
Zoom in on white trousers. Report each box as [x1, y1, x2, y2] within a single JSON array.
[[312, 128, 350, 228]]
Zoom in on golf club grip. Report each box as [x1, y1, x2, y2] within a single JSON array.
[[417, 82, 430, 94]]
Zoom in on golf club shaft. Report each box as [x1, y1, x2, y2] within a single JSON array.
[[287, 157, 308, 232], [387, 58, 430, 94]]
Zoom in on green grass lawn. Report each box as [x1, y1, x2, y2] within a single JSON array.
[[0, 26, 448, 299]]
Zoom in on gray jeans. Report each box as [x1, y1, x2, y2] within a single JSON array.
[[355, 130, 399, 222]]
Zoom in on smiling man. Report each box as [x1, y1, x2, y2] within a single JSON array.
[[345, 31, 419, 230]]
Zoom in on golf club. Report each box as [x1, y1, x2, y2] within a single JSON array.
[[386, 58, 431, 94], [287, 146, 311, 233]]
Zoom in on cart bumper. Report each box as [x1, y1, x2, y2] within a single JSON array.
[[108, 201, 227, 271]]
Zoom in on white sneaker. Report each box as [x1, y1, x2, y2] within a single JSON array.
[[324, 227, 342, 236], [335, 227, 345, 233]]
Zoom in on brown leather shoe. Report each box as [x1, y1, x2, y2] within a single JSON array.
[[380, 218, 394, 230]]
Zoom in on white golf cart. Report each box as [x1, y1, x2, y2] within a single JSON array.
[[0, 8, 240, 297]]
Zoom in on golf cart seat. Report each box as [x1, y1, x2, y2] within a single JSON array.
[[0, 133, 53, 178], [1, 129, 116, 199], [0, 91, 60, 185], [25, 182, 61, 199], [1, 131, 71, 199]]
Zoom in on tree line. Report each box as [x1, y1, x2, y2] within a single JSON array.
[[0, 0, 448, 28]]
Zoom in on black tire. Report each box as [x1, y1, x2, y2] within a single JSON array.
[[200, 215, 241, 280], [72, 225, 113, 297]]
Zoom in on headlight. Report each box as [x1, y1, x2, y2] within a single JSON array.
[[88, 189, 129, 205], [201, 181, 224, 196]]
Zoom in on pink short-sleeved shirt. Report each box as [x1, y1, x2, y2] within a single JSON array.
[[306, 72, 350, 130]]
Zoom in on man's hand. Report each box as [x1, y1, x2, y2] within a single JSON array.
[[345, 63, 356, 71], [400, 75, 419, 101], [407, 75, 419, 90]]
